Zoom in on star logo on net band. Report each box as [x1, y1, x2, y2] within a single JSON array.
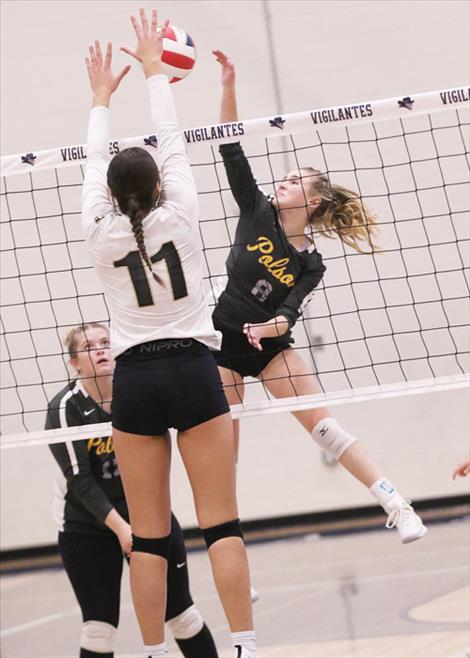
[[269, 116, 286, 130], [397, 96, 415, 110], [144, 135, 158, 148], [21, 152, 36, 166]]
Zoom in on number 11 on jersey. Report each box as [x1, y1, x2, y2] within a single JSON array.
[[114, 241, 188, 307]]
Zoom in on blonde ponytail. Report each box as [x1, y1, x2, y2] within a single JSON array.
[[303, 168, 379, 253]]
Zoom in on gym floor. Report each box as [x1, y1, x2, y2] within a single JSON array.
[[1, 516, 469, 658]]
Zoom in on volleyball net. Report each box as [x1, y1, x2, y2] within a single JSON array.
[[1, 86, 469, 448]]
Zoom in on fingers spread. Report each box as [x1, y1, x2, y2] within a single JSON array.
[[116, 64, 131, 85], [88, 45, 96, 64], [151, 8, 157, 33], [120, 45, 140, 62], [140, 7, 149, 34], [161, 18, 170, 37], [105, 42, 112, 68], [95, 40, 103, 64], [130, 14, 143, 39]]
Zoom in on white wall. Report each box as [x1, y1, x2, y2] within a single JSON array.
[[1, 0, 469, 550], [1, 387, 469, 551], [1, 0, 469, 154]]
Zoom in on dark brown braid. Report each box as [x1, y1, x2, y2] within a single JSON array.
[[107, 147, 164, 285], [126, 196, 163, 285]]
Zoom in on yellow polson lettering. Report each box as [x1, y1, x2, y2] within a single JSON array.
[[87, 438, 101, 451], [87, 436, 114, 454], [246, 236, 295, 288], [246, 236, 273, 254]]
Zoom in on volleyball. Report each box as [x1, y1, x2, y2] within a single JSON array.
[[160, 24, 196, 83]]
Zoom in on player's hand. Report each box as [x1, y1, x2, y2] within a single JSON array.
[[121, 8, 169, 76], [117, 522, 133, 557], [452, 459, 470, 479], [213, 50, 236, 87], [243, 322, 268, 351], [244, 316, 290, 351], [85, 41, 131, 105]]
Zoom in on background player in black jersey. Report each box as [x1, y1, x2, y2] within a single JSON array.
[[211, 50, 427, 545], [46, 323, 219, 658], [82, 10, 256, 658]]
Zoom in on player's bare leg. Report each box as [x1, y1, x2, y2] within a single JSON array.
[[113, 430, 171, 645], [261, 349, 427, 543], [178, 412, 255, 652]]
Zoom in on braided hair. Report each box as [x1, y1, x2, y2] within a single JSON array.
[[107, 147, 163, 284]]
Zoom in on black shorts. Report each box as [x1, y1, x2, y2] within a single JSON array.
[[213, 323, 290, 378], [58, 513, 193, 625], [112, 338, 229, 436]]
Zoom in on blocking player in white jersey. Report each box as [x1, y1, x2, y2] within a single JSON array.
[[82, 10, 256, 658]]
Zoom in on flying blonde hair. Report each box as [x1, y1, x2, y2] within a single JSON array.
[[303, 167, 379, 253]]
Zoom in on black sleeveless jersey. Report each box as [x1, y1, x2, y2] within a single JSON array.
[[213, 142, 326, 345], [45, 380, 128, 535]]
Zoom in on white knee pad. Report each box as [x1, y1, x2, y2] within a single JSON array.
[[80, 620, 116, 653], [312, 417, 357, 460], [166, 604, 204, 640]]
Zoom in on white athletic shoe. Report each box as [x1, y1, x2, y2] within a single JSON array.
[[385, 500, 427, 544], [234, 647, 257, 658], [251, 587, 260, 603]]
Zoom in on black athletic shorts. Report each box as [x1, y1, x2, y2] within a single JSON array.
[[112, 338, 229, 436], [213, 323, 290, 378], [58, 513, 193, 625]]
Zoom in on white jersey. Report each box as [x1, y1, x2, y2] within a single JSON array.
[[81, 75, 221, 357]]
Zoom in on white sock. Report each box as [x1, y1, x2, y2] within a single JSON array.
[[232, 630, 256, 657], [369, 477, 405, 514], [144, 642, 167, 657]]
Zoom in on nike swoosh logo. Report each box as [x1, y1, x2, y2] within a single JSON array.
[[84, 409, 96, 416], [176, 562, 186, 569]]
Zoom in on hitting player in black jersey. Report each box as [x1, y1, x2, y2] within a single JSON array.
[[212, 50, 427, 545], [46, 323, 218, 658], [82, 11, 256, 658]]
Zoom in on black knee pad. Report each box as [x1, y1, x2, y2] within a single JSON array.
[[202, 518, 244, 549], [131, 533, 171, 559]]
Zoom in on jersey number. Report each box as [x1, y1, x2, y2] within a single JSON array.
[[102, 458, 120, 479], [114, 241, 188, 307]]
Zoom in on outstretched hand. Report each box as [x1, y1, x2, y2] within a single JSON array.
[[452, 459, 470, 479], [213, 49, 235, 87], [85, 41, 131, 106], [121, 8, 169, 78]]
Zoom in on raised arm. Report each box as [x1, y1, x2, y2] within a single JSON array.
[[213, 50, 238, 123], [82, 41, 131, 237], [213, 50, 263, 214], [122, 9, 198, 219]]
